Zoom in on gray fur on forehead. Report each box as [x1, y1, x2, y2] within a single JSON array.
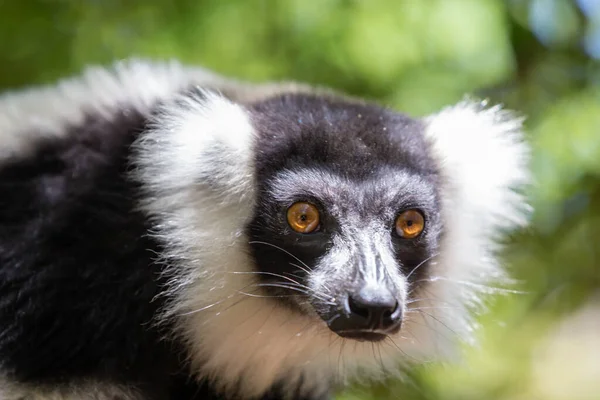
[[268, 167, 440, 218]]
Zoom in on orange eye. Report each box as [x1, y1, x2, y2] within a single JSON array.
[[395, 210, 425, 239], [287, 202, 320, 234]]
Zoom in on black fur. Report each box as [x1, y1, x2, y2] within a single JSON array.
[[248, 94, 438, 179], [0, 108, 183, 397]]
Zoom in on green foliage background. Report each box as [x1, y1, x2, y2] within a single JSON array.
[[1, 1, 599, 399]]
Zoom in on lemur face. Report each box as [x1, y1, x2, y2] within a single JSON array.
[[247, 94, 443, 341]]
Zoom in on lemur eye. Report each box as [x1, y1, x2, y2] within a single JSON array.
[[287, 202, 320, 233], [395, 210, 425, 239]]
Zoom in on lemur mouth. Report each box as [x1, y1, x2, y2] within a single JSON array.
[[336, 331, 388, 342], [331, 322, 401, 342]]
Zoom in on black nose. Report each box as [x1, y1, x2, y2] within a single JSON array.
[[327, 285, 402, 341], [347, 286, 400, 331]]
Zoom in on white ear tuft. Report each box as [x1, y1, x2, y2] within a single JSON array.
[[424, 100, 531, 235], [134, 89, 256, 211], [416, 100, 532, 355]]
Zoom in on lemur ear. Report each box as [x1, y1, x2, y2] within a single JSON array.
[[411, 100, 532, 356], [132, 88, 257, 247], [134, 89, 256, 205], [423, 100, 531, 235]]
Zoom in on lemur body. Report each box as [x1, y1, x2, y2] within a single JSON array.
[[0, 60, 530, 399]]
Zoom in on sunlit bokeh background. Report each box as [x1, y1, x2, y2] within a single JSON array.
[[2, 1, 599, 399]]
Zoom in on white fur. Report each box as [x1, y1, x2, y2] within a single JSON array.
[[421, 100, 531, 352]]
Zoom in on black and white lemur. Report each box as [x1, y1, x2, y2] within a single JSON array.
[[0, 60, 530, 400]]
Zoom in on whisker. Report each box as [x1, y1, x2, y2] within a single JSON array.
[[228, 270, 309, 289], [283, 270, 305, 279], [230, 271, 335, 303], [371, 342, 378, 370], [326, 313, 341, 325], [413, 276, 526, 294], [406, 316, 456, 344], [290, 262, 335, 295], [377, 341, 386, 370], [236, 290, 303, 299], [383, 337, 424, 363], [230, 271, 333, 300], [253, 283, 336, 305], [288, 262, 312, 276], [254, 282, 310, 293], [407, 305, 458, 311], [178, 301, 221, 316], [230, 266, 336, 304], [237, 303, 277, 343], [177, 280, 278, 317], [177, 290, 243, 316], [337, 336, 345, 378], [406, 297, 459, 306], [249, 240, 312, 271], [413, 309, 459, 337], [406, 253, 439, 280]]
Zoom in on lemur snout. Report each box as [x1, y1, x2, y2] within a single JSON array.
[[328, 284, 402, 341]]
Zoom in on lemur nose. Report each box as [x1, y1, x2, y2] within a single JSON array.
[[326, 285, 403, 340], [347, 286, 401, 331]]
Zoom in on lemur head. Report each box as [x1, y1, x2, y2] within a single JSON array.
[[135, 83, 529, 398], [247, 94, 443, 341]]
